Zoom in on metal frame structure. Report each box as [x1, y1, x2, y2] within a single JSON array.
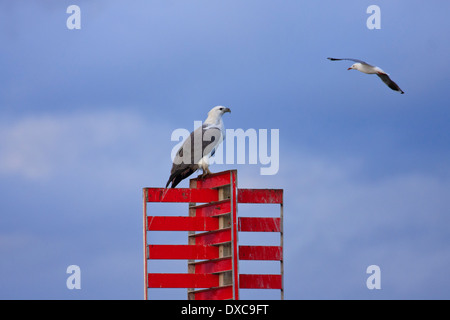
[[143, 170, 283, 300]]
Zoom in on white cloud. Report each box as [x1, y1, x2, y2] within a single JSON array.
[[0, 111, 171, 181]]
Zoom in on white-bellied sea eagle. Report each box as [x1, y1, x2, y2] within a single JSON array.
[[165, 106, 231, 188]]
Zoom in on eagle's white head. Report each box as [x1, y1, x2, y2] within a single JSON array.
[[204, 106, 231, 125]]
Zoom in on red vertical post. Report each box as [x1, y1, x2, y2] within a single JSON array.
[[187, 170, 238, 300], [230, 170, 239, 300]]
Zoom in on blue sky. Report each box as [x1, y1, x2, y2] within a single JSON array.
[[1, 0, 450, 299]]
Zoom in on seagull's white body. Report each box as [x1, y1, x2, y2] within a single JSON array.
[[351, 62, 385, 75]]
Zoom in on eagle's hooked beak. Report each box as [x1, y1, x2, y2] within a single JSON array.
[[224, 107, 231, 113]]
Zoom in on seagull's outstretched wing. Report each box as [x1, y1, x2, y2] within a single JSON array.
[[376, 73, 405, 94], [327, 57, 372, 66]]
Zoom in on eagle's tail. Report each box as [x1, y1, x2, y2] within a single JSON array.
[[165, 173, 182, 188], [165, 167, 196, 189], [165, 176, 177, 189]]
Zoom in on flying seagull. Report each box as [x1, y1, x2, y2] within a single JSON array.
[[165, 106, 231, 188], [327, 57, 404, 94]]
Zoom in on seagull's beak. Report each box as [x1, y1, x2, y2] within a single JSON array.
[[347, 67, 352, 70], [224, 107, 231, 113]]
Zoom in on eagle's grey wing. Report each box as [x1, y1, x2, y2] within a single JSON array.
[[166, 125, 222, 188], [201, 125, 223, 158], [376, 73, 405, 94]]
